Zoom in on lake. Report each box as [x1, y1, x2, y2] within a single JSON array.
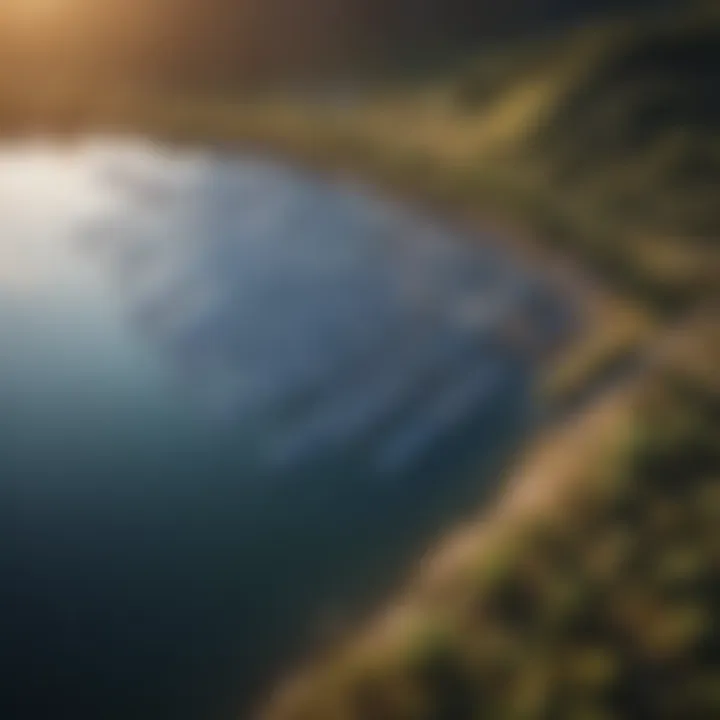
[[0, 138, 566, 720]]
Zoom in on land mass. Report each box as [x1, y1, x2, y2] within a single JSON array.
[[240, 3, 718, 718]]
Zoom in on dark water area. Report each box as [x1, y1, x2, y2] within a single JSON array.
[[0, 139, 566, 720]]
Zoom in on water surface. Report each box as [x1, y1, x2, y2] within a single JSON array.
[[0, 139, 564, 720]]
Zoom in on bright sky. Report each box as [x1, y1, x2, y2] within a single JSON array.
[[4, 0, 81, 32]]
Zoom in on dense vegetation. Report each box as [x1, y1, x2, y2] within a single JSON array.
[[261, 313, 720, 720], [187, 1, 716, 315], [245, 3, 719, 718]]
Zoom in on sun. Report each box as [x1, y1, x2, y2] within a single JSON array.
[[3, 0, 81, 36], [18, 0, 66, 13], [9, 0, 72, 24]]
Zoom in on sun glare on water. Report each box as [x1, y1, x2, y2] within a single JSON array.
[[0, 144, 112, 291]]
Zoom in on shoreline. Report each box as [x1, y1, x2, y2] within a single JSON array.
[[33, 110, 659, 404], [1, 121, 645, 406], [1, 5, 714, 715], [0, 117, 669, 720]]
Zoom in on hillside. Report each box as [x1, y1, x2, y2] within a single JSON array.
[[196, 0, 717, 314], [260, 312, 719, 720], [0, 0, 663, 89], [243, 4, 720, 718]]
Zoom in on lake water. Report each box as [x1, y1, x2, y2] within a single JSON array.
[[0, 138, 566, 720]]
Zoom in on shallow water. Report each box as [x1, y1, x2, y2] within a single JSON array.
[[0, 138, 564, 720]]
